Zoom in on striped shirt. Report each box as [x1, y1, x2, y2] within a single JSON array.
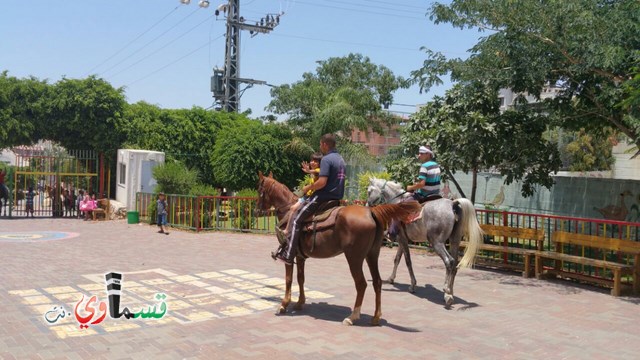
[[417, 160, 441, 197]]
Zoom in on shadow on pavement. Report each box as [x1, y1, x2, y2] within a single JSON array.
[[284, 301, 421, 332], [383, 282, 480, 311]]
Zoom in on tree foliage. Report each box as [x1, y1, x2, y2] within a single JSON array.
[[413, 0, 640, 151], [0, 71, 49, 148], [211, 119, 305, 191], [152, 161, 199, 195], [388, 82, 561, 201], [268, 53, 408, 152]]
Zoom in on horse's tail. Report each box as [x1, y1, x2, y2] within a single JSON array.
[[454, 198, 483, 269], [370, 202, 421, 229]]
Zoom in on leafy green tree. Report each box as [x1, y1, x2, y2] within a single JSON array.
[[413, 0, 640, 153], [0, 71, 49, 148], [46, 76, 127, 152], [121, 103, 236, 186], [389, 82, 561, 202], [268, 53, 408, 153], [211, 119, 305, 191]]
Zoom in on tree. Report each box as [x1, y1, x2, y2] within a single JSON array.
[[121, 103, 236, 186], [0, 71, 49, 148], [211, 119, 305, 191], [388, 82, 561, 202], [267, 53, 408, 153], [46, 76, 127, 152], [413, 0, 640, 153]]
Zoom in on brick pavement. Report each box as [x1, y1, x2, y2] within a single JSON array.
[[1, 218, 639, 359]]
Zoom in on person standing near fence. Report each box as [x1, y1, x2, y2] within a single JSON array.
[[157, 192, 169, 235], [25, 186, 35, 217]]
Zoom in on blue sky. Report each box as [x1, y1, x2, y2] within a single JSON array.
[[0, 0, 481, 118]]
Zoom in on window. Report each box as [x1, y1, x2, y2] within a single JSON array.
[[119, 163, 126, 185], [499, 97, 505, 107]]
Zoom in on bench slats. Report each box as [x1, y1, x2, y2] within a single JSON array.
[[552, 231, 640, 254], [536, 231, 640, 296], [481, 224, 545, 242]]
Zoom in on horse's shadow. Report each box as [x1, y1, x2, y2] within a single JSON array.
[[383, 281, 480, 311], [279, 301, 421, 332]]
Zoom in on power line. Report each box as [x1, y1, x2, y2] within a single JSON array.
[[318, 0, 421, 15], [108, 14, 216, 80], [272, 32, 469, 57], [85, 4, 182, 76], [293, 0, 425, 20], [273, 32, 420, 52], [127, 34, 225, 87], [363, 0, 426, 10], [98, 7, 202, 77]]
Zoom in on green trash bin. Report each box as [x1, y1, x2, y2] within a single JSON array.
[[127, 211, 139, 224]]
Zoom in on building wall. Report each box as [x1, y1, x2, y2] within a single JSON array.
[[350, 123, 403, 156], [446, 172, 640, 222]]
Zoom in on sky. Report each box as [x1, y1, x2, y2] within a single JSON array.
[[0, 0, 482, 118]]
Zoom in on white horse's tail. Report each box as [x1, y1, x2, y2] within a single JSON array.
[[455, 198, 483, 269]]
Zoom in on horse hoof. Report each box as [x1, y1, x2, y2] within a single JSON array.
[[409, 286, 416, 294], [386, 278, 394, 285], [342, 318, 354, 326], [278, 306, 287, 314], [444, 294, 454, 307], [294, 303, 304, 311], [370, 317, 381, 326]]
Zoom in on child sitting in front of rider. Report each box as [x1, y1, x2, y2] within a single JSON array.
[[284, 153, 322, 234]]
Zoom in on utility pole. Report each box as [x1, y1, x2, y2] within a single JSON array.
[[210, 0, 281, 112]]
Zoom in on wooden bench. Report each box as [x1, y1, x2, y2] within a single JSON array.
[[461, 224, 546, 278], [92, 199, 111, 221], [535, 231, 640, 296]]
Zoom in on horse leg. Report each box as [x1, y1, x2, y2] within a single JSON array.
[[343, 257, 367, 326], [366, 249, 383, 326], [432, 241, 457, 307], [294, 257, 306, 310], [386, 245, 403, 284], [398, 228, 417, 293], [278, 263, 295, 314]]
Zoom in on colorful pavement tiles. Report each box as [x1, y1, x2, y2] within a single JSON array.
[[9, 268, 333, 339]]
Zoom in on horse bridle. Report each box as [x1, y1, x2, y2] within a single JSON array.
[[370, 180, 408, 206]]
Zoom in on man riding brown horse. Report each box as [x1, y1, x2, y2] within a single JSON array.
[[273, 133, 346, 265]]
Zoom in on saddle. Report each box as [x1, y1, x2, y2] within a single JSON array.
[[275, 200, 343, 246], [405, 195, 443, 223]]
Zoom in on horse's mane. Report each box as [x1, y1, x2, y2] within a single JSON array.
[[265, 177, 298, 204]]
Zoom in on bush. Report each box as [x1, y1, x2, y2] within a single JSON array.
[[152, 162, 198, 195], [189, 184, 220, 196], [230, 188, 258, 230]]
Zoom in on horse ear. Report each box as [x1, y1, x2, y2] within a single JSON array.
[[268, 171, 273, 178], [258, 171, 264, 180]]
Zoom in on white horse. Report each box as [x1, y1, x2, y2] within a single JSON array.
[[367, 178, 483, 307]]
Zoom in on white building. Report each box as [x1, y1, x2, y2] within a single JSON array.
[[115, 149, 165, 212]]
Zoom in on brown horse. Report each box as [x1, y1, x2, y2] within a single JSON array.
[[257, 172, 420, 326]]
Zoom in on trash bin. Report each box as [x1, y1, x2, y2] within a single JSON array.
[[127, 211, 139, 224]]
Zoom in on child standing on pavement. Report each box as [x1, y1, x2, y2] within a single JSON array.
[[157, 192, 169, 235], [25, 186, 35, 217]]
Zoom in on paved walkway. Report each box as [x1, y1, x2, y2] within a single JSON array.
[[1, 218, 639, 359]]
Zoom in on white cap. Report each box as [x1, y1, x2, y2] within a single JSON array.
[[418, 146, 433, 155]]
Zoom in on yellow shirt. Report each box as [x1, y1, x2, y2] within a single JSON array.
[[305, 168, 321, 197]]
